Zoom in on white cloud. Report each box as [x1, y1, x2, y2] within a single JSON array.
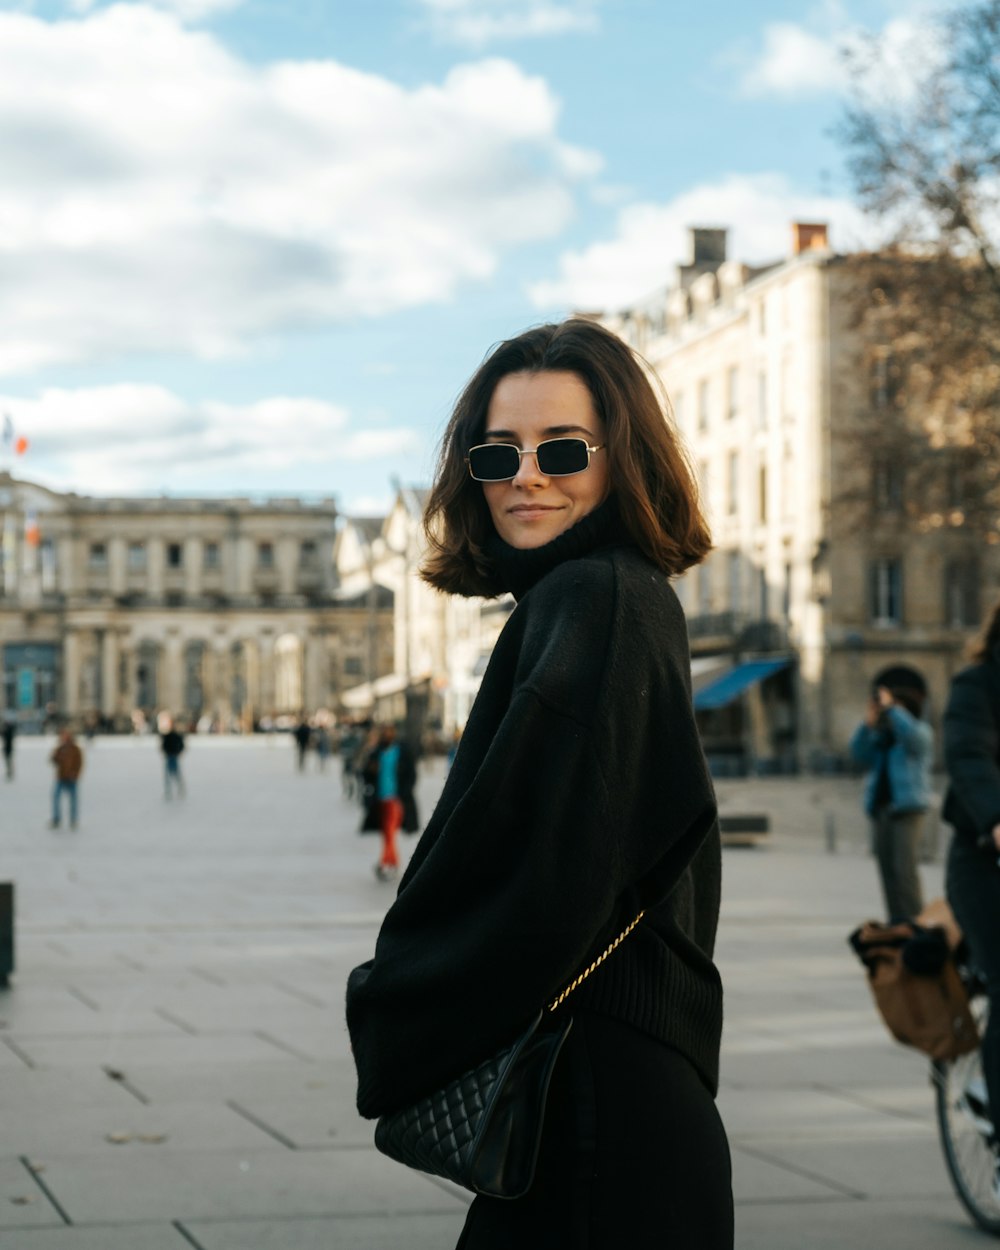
[[416, 0, 599, 47], [737, 7, 949, 100], [0, 385, 424, 493], [67, 0, 245, 20], [0, 6, 599, 377], [739, 23, 846, 97], [529, 173, 870, 312]]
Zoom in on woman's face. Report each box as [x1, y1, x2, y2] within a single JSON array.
[[480, 370, 610, 550]]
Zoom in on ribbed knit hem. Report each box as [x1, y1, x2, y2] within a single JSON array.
[[572, 935, 722, 1096]]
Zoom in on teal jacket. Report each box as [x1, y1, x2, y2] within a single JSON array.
[[849, 705, 933, 815]]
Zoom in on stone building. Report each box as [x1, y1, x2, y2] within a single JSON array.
[[594, 223, 989, 771], [0, 472, 393, 732]]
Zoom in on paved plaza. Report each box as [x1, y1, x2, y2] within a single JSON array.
[[0, 735, 989, 1248]]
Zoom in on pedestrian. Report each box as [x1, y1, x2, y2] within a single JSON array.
[[338, 722, 363, 799], [346, 319, 732, 1247], [160, 717, 186, 799], [293, 717, 312, 771], [360, 723, 418, 882], [942, 596, 1000, 1172], [49, 726, 83, 830], [849, 683, 933, 921], [314, 724, 332, 771], [2, 716, 14, 781]]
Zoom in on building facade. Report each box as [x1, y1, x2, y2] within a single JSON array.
[[596, 223, 990, 770], [0, 473, 393, 731]]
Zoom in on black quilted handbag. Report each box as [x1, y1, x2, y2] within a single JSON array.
[[373, 910, 644, 1199]]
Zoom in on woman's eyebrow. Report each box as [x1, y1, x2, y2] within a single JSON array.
[[483, 424, 595, 441]]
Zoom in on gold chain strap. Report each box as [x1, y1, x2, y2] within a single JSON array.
[[546, 910, 645, 1013]]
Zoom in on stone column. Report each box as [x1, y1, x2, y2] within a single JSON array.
[[162, 631, 184, 715], [62, 630, 83, 716], [101, 629, 120, 719], [304, 632, 327, 710], [184, 538, 201, 600], [258, 633, 276, 717], [147, 538, 166, 599]]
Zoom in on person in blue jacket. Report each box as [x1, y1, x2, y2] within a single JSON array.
[[850, 684, 934, 921]]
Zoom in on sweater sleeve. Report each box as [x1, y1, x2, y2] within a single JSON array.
[[944, 669, 1000, 837], [885, 705, 932, 756], [849, 724, 877, 767], [345, 557, 715, 1119]]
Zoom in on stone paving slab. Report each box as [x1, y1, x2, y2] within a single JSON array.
[[736, 1196, 986, 1249], [28, 1148, 465, 1225], [0, 1226, 195, 1248], [0, 1157, 65, 1232], [184, 1211, 470, 1249]]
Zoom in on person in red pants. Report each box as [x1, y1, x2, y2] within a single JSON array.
[[361, 724, 418, 882]]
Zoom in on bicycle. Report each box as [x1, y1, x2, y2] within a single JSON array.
[[934, 964, 1000, 1235]]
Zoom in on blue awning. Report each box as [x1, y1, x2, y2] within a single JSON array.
[[693, 657, 791, 711]]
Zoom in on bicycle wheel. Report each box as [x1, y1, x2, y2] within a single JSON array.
[[935, 997, 1000, 1235]]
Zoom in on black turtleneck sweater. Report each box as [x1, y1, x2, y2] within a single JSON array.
[[346, 501, 723, 1117]]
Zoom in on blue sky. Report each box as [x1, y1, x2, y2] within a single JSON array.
[[0, 0, 940, 513]]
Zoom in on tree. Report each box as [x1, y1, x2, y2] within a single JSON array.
[[837, 1, 1000, 543]]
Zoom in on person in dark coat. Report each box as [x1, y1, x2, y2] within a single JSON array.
[[943, 596, 1000, 1159], [293, 718, 312, 771], [160, 718, 186, 799], [346, 319, 731, 1248], [2, 717, 14, 781], [360, 724, 418, 881]]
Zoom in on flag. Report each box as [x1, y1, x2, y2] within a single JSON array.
[[2, 414, 27, 455], [24, 510, 40, 548]]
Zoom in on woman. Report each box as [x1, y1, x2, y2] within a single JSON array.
[[346, 319, 732, 1247], [943, 598, 1000, 1145], [849, 683, 933, 921]]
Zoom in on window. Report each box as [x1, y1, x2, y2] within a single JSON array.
[[758, 464, 768, 524], [757, 568, 768, 619], [870, 350, 898, 409], [257, 542, 274, 569], [165, 591, 184, 607], [167, 542, 183, 569], [726, 366, 739, 420], [727, 451, 739, 515], [870, 557, 903, 626], [127, 542, 146, 571], [757, 369, 768, 429], [944, 559, 980, 628], [300, 540, 318, 565], [782, 562, 793, 620], [873, 460, 904, 511], [88, 543, 107, 570], [344, 655, 363, 676], [203, 542, 220, 570], [698, 379, 709, 432]]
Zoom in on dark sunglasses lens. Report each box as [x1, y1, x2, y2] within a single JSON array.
[[536, 438, 588, 476], [469, 444, 519, 480]]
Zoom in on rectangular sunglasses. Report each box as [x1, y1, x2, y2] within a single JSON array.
[[466, 437, 605, 482]]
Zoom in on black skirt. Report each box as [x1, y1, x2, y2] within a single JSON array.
[[456, 1009, 733, 1250]]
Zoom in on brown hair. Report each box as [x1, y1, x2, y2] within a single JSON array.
[[420, 319, 712, 596], [969, 597, 1000, 663]]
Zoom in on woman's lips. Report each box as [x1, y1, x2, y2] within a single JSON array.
[[508, 505, 562, 519]]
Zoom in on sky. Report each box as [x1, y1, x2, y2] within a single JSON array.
[[0, 0, 948, 514]]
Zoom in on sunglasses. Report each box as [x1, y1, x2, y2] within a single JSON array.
[[466, 437, 606, 483]]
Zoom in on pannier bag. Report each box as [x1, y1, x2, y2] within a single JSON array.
[[848, 915, 979, 1061]]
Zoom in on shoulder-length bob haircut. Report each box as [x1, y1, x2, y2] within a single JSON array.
[[420, 318, 712, 597]]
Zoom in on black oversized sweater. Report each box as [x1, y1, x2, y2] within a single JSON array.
[[346, 501, 723, 1118]]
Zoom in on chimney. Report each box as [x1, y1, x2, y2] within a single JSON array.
[[690, 227, 727, 267], [792, 222, 828, 255]]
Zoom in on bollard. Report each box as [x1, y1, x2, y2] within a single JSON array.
[[824, 811, 837, 854], [0, 882, 13, 988]]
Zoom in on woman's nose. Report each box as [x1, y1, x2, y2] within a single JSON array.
[[512, 449, 547, 486]]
